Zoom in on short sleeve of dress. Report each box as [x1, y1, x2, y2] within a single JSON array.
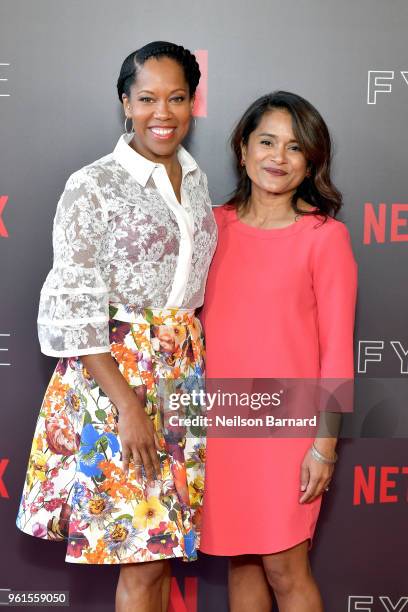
[[37, 171, 110, 357]]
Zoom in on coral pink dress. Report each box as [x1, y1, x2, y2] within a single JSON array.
[[199, 205, 357, 555]]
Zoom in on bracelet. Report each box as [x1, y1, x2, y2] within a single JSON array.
[[311, 443, 338, 465]]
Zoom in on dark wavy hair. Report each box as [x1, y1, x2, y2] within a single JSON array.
[[227, 91, 342, 219], [117, 41, 201, 101]]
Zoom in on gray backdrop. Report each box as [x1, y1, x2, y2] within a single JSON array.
[[1, 1, 407, 610]]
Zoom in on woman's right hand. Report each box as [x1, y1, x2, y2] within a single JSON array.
[[118, 405, 162, 482], [79, 353, 163, 483]]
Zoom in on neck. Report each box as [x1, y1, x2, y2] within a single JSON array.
[[244, 186, 297, 224], [128, 137, 180, 179], [157, 151, 181, 179]]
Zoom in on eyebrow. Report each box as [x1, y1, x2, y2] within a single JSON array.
[[136, 88, 188, 95], [258, 132, 299, 143]]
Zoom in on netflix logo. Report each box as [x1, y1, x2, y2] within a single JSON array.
[[364, 203, 408, 244], [0, 459, 10, 499], [0, 196, 9, 238], [353, 465, 408, 505], [169, 577, 197, 612], [193, 50, 208, 118]]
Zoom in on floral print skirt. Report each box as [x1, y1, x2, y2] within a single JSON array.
[[16, 304, 206, 564]]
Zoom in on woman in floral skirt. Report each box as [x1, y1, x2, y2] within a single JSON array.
[[16, 41, 216, 612]]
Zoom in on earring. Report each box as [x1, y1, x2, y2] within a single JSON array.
[[241, 159, 246, 167], [124, 116, 134, 135]]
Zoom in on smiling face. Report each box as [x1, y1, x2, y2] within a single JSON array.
[[122, 56, 194, 163], [241, 109, 309, 199]]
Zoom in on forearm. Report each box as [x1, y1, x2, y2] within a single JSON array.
[[80, 353, 142, 414], [314, 411, 341, 457]]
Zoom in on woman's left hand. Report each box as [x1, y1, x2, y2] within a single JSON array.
[[299, 446, 335, 504]]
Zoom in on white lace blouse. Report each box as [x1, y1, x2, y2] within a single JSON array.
[[37, 134, 217, 357]]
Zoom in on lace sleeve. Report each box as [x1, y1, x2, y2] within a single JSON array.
[[37, 170, 110, 357]]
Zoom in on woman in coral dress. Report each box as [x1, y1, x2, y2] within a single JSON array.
[[199, 91, 357, 611], [16, 41, 216, 612]]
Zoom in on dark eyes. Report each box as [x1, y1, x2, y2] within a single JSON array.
[[138, 96, 186, 103], [260, 139, 301, 152]]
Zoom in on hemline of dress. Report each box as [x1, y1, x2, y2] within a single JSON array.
[[198, 534, 314, 557], [16, 522, 200, 565], [64, 550, 198, 565]]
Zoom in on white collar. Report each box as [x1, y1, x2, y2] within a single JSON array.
[[113, 133, 199, 187]]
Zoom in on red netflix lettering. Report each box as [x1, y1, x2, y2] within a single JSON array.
[[379, 466, 399, 503], [168, 577, 198, 612], [353, 465, 408, 505], [0, 459, 10, 499], [364, 203, 386, 244], [353, 465, 375, 505], [390, 203, 408, 242], [193, 50, 208, 118], [364, 202, 408, 244], [0, 195, 9, 238]]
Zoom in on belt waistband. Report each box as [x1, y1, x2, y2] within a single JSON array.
[[109, 303, 196, 325]]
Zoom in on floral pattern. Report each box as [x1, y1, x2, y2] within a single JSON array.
[[16, 305, 206, 564]]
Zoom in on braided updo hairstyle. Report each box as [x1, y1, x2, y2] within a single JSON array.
[[117, 41, 201, 101]]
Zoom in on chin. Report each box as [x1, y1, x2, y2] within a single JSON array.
[[261, 182, 285, 194], [149, 139, 182, 157], [147, 144, 178, 159]]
